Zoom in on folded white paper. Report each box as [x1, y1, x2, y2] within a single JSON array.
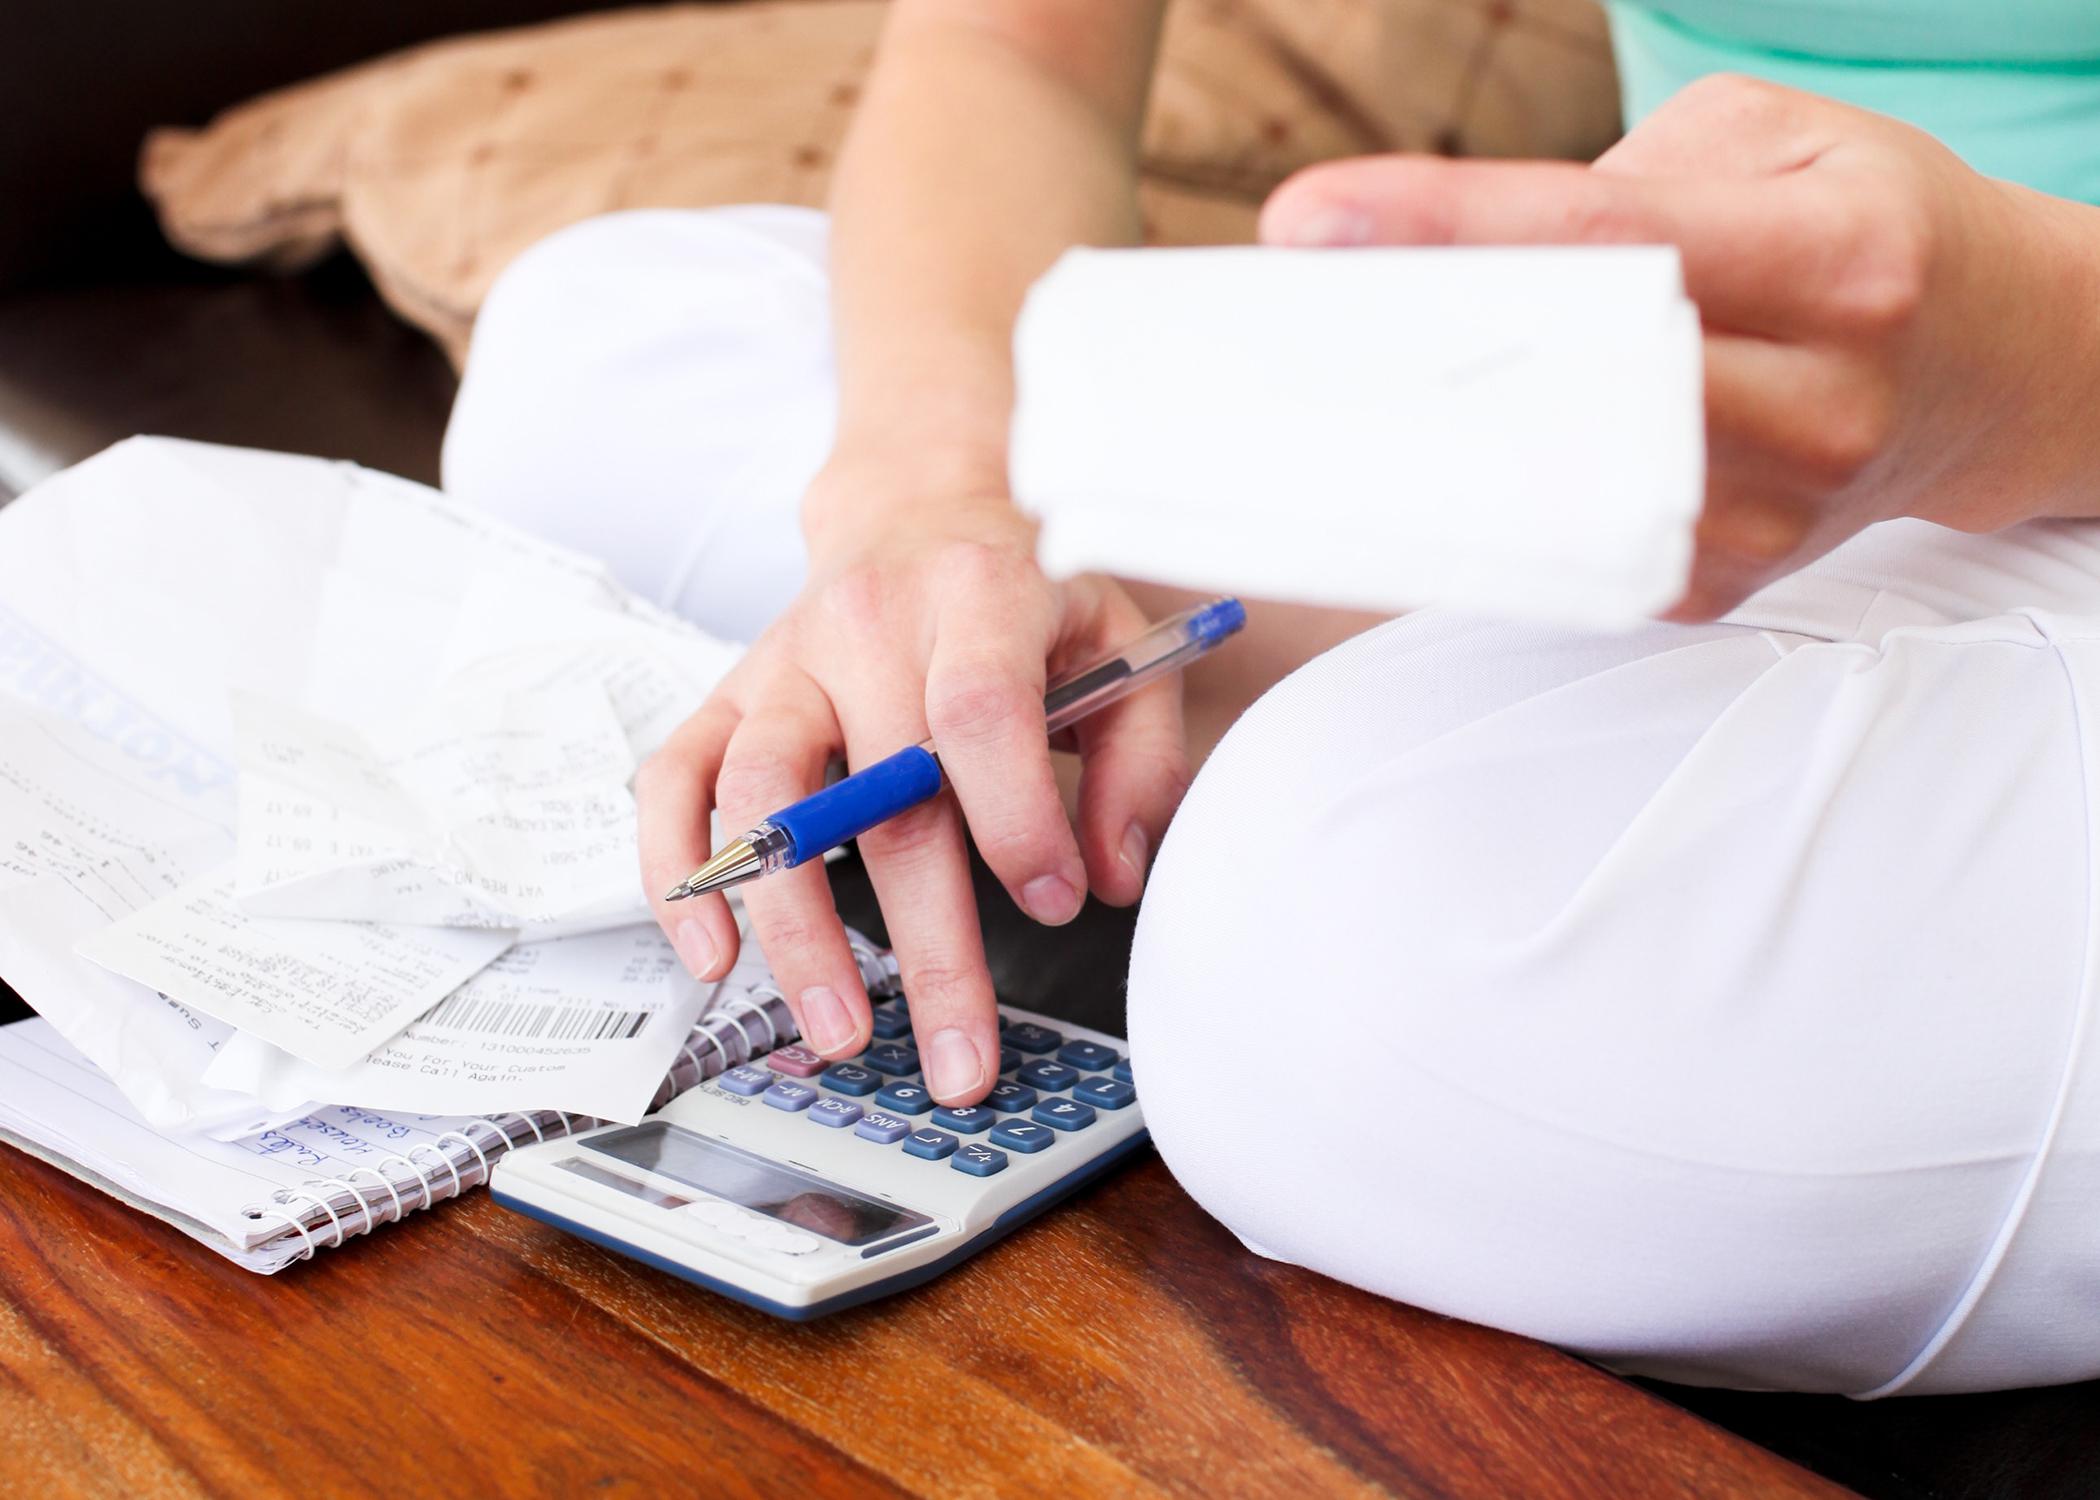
[[1010, 245, 1705, 626]]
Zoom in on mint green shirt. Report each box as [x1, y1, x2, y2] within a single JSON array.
[[1607, 1, 2100, 204]]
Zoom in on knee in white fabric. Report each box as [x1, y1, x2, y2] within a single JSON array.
[[443, 206, 836, 641], [1129, 611, 2095, 1395]]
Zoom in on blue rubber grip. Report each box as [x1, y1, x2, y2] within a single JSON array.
[[772, 746, 945, 867]]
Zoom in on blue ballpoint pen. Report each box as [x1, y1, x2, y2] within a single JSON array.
[[663, 597, 1247, 901]]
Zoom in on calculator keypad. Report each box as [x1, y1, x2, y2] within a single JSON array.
[[1055, 1041, 1119, 1072], [1073, 1076, 1135, 1111], [1004, 1023, 1061, 1055], [930, 1105, 993, 1135], [719, 1064, 773, 1097], [1032, 1098, 1095, 1132], [952, 1142, 1008, 1176], [863, 1042, 921, 1076], [1015, 1059, 1079, 1093], [822, 1063, 880, 1097], [808, 1098, 863, 1129], [986, 1081, 1038, 1113], [904, 1129, 958, 1160], [766, 1045, 829, 1078], [875, 1081, 934, 1116], [716, 1003, 1140, 1213], [854, 1110, 913, 1143], [762, 1080, 817, 1112], [989, 1119, 1053, 1153]]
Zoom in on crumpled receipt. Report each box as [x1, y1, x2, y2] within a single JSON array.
[[202, 924, 714, 1123], [75, 872, 515, 1072], [230, 678, 649, 937]]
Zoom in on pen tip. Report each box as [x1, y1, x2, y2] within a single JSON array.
[[663, 883, 691, 902]]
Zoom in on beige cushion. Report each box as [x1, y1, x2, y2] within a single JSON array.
[[141, 0, 1619, 367]]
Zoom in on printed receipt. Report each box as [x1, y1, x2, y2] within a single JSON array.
[[76, 873, 513, 1071], [203, 925, 712, 1122], [232, 681, 645, 936]]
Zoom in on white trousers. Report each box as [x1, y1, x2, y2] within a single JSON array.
[[446, 207, 2100, 1397]]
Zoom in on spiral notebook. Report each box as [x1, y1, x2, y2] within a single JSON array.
[[0, 934, 896, 1273]]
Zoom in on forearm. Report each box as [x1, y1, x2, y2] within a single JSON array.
[[810, 0, 1165, 541], [2009, 188, 2100, 526]]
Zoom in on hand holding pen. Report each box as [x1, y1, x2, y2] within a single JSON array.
[[637, 525, 1237, 1107]]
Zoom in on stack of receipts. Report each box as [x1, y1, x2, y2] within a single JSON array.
[[0, 437, 807, 1270], [1010, 245, 1706, 627]]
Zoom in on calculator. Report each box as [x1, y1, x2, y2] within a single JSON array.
[[490, 999, 1146, 1318]]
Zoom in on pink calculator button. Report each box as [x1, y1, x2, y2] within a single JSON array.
[[767, 1045, 828, 1078]]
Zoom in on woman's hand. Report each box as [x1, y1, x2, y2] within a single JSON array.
[[635, 467, 1187, 1105], [1261, 74, 2100, 619]]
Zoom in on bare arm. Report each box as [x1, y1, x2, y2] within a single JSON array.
[[639, 1, 1184, 1106], [813, 0, 1167, 528]]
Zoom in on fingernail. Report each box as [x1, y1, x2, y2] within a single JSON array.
[[1119, 822, 1150, 885], [1021, 873, 1082, 926], [799, 986, 855, 1055], [925, 1027, 986, 1101], [672, 917, 717, 978], [1278, 203, 1372, 247]]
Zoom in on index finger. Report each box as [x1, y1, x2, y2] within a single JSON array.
[[1258, 156, 1833, 335], [636, 702, 742, 983]]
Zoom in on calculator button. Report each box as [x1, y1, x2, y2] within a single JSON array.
[[1072, 1076, 1136, 1111], [764, 1229, 823, 1256], [986, 1081, 1038, 1113], [869, 1003, 913, 1040], [999, 1047, 1023, 1074], [808, 1098, 864, 1129], [821, 1063, 880, 1097], [762, 1080, 818, 1112], [1015, 1059, 1079, 1093], [1055, 1041, 1118, 1072], [904, 1129, 958, 1160], [1033, 1098, 1096, 1132], [1004, 1023, 1062, 1054], [718, 1064, 773, 1097], [989, 1120, 1053, 1154], [767, 1045, 829, 1077], [864, 1042, 921, 1076], [855, 1111, 913, 1144], [952, 1142, 1009, 1176], [874, 1081, 935, 1116], [930, 1105, 993, 1135], [1112, 1059, 1135, 1085]]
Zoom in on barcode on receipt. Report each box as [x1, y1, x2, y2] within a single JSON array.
[[421, 993, 654, 1041]]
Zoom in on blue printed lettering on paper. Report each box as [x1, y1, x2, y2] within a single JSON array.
[[0, 601, 233, 803]]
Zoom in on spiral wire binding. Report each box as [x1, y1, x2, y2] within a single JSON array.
[[243, 930, 886, 1260]]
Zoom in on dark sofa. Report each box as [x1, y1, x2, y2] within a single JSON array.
[[2, 5, 2095, 1496]]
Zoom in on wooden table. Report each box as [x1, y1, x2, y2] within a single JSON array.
[[0, 1141, 1849, 1498]]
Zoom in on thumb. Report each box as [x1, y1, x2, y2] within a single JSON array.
[[1258, 154, 1811, 333]]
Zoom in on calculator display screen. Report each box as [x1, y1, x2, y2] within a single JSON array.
[[586, 1123, 933, 1247]]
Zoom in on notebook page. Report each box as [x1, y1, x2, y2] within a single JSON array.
[[0, 1018, 499, 1271]]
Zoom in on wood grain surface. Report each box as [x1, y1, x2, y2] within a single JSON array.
[[0, 1141, 1851, 1499]]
